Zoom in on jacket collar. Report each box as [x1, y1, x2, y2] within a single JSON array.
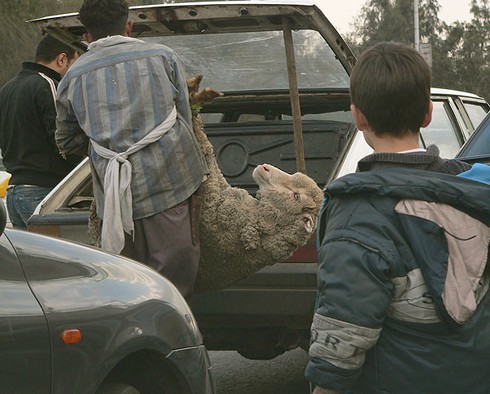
[[22, 62, 61, 82], [357, 151, 441, 172], [87, 35, 145, 52]]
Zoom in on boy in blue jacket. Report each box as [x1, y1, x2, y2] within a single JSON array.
[[306, 41, 490, 394]]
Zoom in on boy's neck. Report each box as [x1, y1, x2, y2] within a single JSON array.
[[364, 129, 421, 153], [373, 138, 421, 153]]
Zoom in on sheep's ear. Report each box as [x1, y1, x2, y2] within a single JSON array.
[[303, 214, 315, 234]]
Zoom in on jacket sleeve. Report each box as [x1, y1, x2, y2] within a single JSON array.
[[170, 51, 192, 126], [36, 78, 57, 140], [55, 77, 89, 159], [305, 232, 394, 391]]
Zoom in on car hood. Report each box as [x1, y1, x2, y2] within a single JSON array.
[[3, 228, 201, 347]]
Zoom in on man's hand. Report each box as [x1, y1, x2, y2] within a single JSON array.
[[187, 75, 223, 107]]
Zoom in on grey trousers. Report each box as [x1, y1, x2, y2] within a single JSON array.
[[121, 198, 200, 298]]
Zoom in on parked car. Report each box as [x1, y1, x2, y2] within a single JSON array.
[[333, 87, 489, 179], [457, 110, 490, 164], [27, 1, 489, 360], [0, 202, 214, 393]]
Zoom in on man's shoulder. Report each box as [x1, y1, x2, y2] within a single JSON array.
[[63, 39, 176, 80], [0, 68, 50, 97], [132, 40, 179, 61], [93, 36, 176, 56]]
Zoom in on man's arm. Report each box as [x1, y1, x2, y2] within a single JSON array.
[[37, 80, 57, 143], [55, 80, 89, 159], [168, 51, 195, 124]]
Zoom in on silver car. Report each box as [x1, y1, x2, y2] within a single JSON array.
[[0, 199, 214, 393]]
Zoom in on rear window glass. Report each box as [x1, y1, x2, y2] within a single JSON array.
[[421, 101, 462, 158], [146, 30, 350, 92], [463, 101, 488, 130]]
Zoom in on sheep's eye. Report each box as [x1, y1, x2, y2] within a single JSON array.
[[294, 192, 300, 200]]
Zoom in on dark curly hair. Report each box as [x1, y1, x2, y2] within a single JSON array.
[[79, 0, 129, 40]]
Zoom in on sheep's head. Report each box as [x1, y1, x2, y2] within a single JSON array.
[[253, 164, 323, 234]]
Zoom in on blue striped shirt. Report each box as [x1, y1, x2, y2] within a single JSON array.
[[56, 36, 206, 219]]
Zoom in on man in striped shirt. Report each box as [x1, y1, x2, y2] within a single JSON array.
[[0, 35, 80, 229], [55, 0, 208, 298]]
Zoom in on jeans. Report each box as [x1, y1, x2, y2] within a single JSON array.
[[6, 185, 52, 229]]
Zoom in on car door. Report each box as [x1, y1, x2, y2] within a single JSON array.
[[421, 91, 490, 158], [0, 233, 51, 393], [333, 89, 490, 180], [420, 96, 466, 158], [457, 111, 490, 164]]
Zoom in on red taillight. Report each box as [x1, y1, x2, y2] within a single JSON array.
[[287, 243, 317, 263]]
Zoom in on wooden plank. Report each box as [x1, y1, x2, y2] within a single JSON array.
[[283, 17, 306, 173]]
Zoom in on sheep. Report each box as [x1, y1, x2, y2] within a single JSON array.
[[89, 76, 324, 293], [188, 76, 324, 292]]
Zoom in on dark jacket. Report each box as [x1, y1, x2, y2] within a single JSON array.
[[0, 62, 80, 187], [306, 153, 490, 393]]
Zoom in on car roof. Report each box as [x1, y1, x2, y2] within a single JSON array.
[[431, 87, 484, 99]]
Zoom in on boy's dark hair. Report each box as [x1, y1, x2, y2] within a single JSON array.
[[35, 35, 77, 63], [79, 0, 129, 40], [350, 41, 431, 136]]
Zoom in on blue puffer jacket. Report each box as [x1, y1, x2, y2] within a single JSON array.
[[306, 166, 490, 394]]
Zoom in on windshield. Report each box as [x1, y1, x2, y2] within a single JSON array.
[[145, 29, 350, 92]]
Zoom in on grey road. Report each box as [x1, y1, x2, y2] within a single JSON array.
[[209, 348, 311, 394]]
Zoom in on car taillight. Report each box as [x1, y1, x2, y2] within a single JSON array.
[[287, 243, 317, 263]]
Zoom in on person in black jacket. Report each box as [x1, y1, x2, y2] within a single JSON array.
[[306, 42, 490, 394], [0, 35, 80, 229]]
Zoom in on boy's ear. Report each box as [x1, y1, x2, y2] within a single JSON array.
[[351, 104, 369, 131], [421, 100, 433, 128]]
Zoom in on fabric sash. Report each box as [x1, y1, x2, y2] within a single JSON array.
[[91, 106, 177, 253]]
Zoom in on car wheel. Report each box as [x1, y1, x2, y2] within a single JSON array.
[[96, 382, 141, 394]]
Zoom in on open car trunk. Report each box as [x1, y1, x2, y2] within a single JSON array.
[[28, 0, 358, 360]]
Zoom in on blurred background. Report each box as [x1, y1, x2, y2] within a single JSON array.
[[1, 0, 488, 101]]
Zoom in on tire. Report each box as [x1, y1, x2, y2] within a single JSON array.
[[96, 382, 141, 394]]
